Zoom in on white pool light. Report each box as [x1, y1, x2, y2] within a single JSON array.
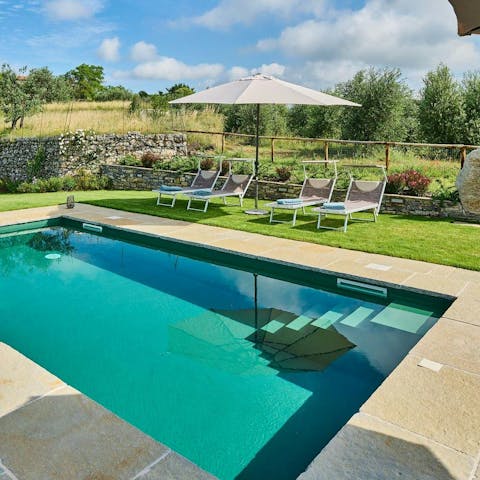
[[45, 253, 61, 260]]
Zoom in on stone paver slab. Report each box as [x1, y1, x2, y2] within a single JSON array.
[[361, 355, 480, 456], [0, 343, 64, 417], [411, 317, 480, 375], [135, 452, 217, 480], [298, 413, 474, 480], [401, 272, 468, 296], [325, 259, 415, 284], [443, 296, 480, 327], [0, 386, 168, 480]]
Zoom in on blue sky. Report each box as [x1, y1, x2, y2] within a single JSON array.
[[1, 0, 479, 93]]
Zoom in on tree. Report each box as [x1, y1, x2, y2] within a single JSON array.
[[287, 102, 343, 139], [65, 64, 104, 100], [462, 71, 480, 145], [418, 65, 465, 144], [166, 83, 195, 100], [94, 85, 133, 101], [338, 68, 414, 141], [223, 104, 288, 142], [0, 64, 42, 129], [23, 67, 72, 102]]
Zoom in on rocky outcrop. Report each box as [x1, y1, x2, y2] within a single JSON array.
[[457, 148, 480, 214]]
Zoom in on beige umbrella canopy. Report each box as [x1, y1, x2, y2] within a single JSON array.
[[448, 0, 480, 36], [171, 74, 360, 213]]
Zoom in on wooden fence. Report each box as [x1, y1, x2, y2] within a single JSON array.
[[177, 129, 480, 170]]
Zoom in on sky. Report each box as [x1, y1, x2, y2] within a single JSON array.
[[0, 0, 479, 94]]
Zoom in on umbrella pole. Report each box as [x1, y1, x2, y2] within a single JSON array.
[[255, 103, 260, 210], [245, 103, 268, 215], [254, 273, 258, 345]]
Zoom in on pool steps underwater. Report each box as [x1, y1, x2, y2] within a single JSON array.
[[260, 302, 432, 335]]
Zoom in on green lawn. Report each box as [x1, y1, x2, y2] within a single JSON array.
[[1, 190, 479, 271]]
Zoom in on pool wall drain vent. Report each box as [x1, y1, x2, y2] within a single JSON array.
[[337, 278, 387, 298], [82, 223, 103, 233]]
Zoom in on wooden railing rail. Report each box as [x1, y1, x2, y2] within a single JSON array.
[[176, 129, 480, 169]]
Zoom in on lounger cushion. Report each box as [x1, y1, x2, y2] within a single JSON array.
[[322, 202, 346, 210], [192, 189, 213, 196], [277, 198, 303, 205], [160, 185, 182, 192]]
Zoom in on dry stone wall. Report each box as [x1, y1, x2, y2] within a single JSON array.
[[102, 164, 480, 222], [0, 132, 187, 181]]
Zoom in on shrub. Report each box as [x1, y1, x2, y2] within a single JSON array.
[[199, 157, 214, 170], [118, 155, 142, 166], [141, 151, 161, 168], [26, 145, 46, 181], [62, 176, 77, 191], [431, 180, 460, 205], [275, 166, 292, 182], [16, 181, 40, 193], [386, 169, 431, 196], [0, 178, 20, 193], [43, 177, 64, 192], [75, 169, 112, 190], [385, 172, 406, 194]]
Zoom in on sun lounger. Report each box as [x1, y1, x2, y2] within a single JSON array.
[[186, 173, 254, 212], [266, 160, 337, 226], [152, 158, 222, 207], [186, 158, 254, 212], [313, 166, 387, 232]]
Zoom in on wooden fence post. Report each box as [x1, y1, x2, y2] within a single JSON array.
[[460, 146, 467, 169], [324, 141, 329, 162], [385, 143, 390, 170], [221, 133, 225, 154], [271, 138, 275, 162]]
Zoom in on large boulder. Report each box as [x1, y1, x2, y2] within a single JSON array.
[[456, 149, 480, 214]]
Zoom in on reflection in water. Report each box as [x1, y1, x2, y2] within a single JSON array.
[[0, 226, 448, 480], [0, 229, 73, 275]]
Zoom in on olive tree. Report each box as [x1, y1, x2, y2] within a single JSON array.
[[462, 71, 480, 145], [418, 65, 465, 144], [338, 68, 415, 141], [0, 64, 41, 129]]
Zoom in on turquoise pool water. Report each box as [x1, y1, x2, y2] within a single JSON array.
[[0, 225, 450, 480]]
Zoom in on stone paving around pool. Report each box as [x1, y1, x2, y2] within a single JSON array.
[[1, 203, 479, 480]]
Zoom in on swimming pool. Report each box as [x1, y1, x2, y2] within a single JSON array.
[[0, 220, 451, 480]]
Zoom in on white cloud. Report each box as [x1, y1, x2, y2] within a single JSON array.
[[130, 41, 158, 62], [43, 0, 103, 21], [255, 0, 480, 89], [227, 63, 286, 81], [130, 57, 224, 81], [256, 63, 285, 77], [26, 22, 114, 51], [97, 36, 120, 62], [178, 0, 326, 30], [227, 66, 249, 80]]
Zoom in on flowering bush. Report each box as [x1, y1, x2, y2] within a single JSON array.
[[141, 151, 161, 168], [386, 169, 431, 196], [275, 166, 292, 182]]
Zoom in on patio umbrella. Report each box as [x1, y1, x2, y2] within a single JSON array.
[[170, 74, 360, 214], [448, 0, 480, 36]]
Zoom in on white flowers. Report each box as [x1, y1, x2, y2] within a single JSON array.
[[59, 129, 96, 156]]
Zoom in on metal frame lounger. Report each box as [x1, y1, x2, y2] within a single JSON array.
[[313, 165, 387, 232], [186, 158, 254, 213], [152, 157, 223, 207], [265, 160, 338, 226]]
